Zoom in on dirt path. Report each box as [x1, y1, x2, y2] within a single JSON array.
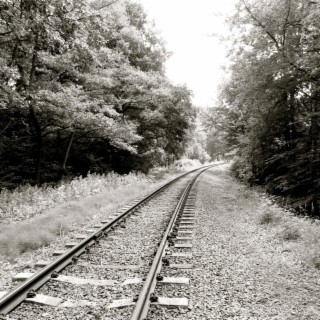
[[179, 164, 320, 320]]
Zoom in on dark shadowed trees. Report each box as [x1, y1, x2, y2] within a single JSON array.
[[215, 0, 320, 215], [0, 0, 195, 186]]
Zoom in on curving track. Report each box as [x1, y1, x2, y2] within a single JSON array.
[[0, 165, 214, 319]]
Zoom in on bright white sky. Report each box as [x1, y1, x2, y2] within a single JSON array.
[[137, 0, 237, 107]]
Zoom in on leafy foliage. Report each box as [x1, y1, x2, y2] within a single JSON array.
[[0, 170, 164, 256], [201, 107, 234, 160], [0, 0, 195, 186], [185, 108, 211, 163], [215, 0, 320, 215]]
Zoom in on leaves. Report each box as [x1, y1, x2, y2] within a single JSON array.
[[215, 0, 320, 214], [0, 0, 195, 185]]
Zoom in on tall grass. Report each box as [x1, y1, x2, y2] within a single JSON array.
[[255, 195, 320, 269], [0, 180, 157, 257], [0, 162, 207, 258], [0, 171, 160, 257], [0, 172, 149, 224]]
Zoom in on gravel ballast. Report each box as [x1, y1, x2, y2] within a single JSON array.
[[3, 165, 320, 319], [6, 174, 197, 319], [148, 164, 320, 320]]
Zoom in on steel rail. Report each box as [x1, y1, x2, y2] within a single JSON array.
[[0, 165, 211, 316], [130, 165, 212, 320]]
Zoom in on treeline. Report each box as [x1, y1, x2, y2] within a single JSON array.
[[0, 0, 195, 188], [210, 0, 320, 215]]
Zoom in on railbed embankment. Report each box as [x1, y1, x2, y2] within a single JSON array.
[[171, 164, 320, 320]]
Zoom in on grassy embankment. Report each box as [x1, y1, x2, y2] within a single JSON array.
[[256, 195, 320, 269], [0, 159, 205, 258], [223, 163, 320, 270]]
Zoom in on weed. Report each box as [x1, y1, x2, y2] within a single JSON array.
[[0, 166, 190, 258], [0, 171, 149, 224], [258, 211, 280, 225], [305, 248, 320, 269], [280, 225, 300, 241], [310, 255, 320, 269]]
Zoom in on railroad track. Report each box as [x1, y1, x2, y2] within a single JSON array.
[[0, 165, 214, 319]]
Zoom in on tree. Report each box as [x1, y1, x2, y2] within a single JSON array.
[[217, 0, 320, 214], [0, 0, 144, 184], [0, 0, 195, 186]]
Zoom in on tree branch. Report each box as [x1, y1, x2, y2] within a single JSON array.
[[282, 0, 291, 46], [0, 35, 31, 46], [94, 0, 119, 10], [0, 30, 13, 36], [241, 0, 314, 80], [241, 0, 280, 50], [0, 119, 12, 135]]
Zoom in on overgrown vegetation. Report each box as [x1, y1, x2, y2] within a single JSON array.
[[207, 0, 320, 216], [0, 171, 149, 224], [0, 159, 203, 257], [257, 197, 320, 269], [0, 181, 150, 257], [280, 224, 301, 241], [257, 211, 280, 225], [0, 0, 197, 188], [247, 182, 320, 270]]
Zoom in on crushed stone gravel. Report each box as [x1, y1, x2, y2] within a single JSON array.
[[4, 165, 320, 319], [7, 175, 195, 319], [148, 164, 320, 320]]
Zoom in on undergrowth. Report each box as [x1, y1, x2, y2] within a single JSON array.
[[0, 172, 149, 224], [280, 224, 301, 241], [256, 195, 320, 269], [258, 211, 280, 225], [0, 181, 156, 257], [0, 161, 207, 258]]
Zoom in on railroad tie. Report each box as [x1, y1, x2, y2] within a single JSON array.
[[12, 273, 115, 286]]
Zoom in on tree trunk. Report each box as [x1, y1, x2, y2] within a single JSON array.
[[288, 91, 296, 149], [62, 131, 75, 170], [29, 32, 39, 89], [27, 30, 42, 184], [310, 95, 320, 215], [284, 91, 296, 150], [29, 105, 42, 184]]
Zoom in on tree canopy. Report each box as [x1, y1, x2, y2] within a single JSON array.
[[213, 0, 320, 215], [0, 0, 195, 187]]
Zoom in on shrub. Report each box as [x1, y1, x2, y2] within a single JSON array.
[[280, 225, 300, 241], [258, 211, 280, 225], [305, 249, 320, 269], [0, 171, 149, 224], [174, 158, 204, 171], [230, 156, 253, 182], [0, 167, 184, 257]]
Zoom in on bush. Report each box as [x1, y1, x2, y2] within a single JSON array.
[[305, 248, 320, 269], [230, 156, 253, 182], [258, 211, 280, 225], [280, 225, 300, 241], [174, 158, 205, 171], [0, 171, 149, 224]]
